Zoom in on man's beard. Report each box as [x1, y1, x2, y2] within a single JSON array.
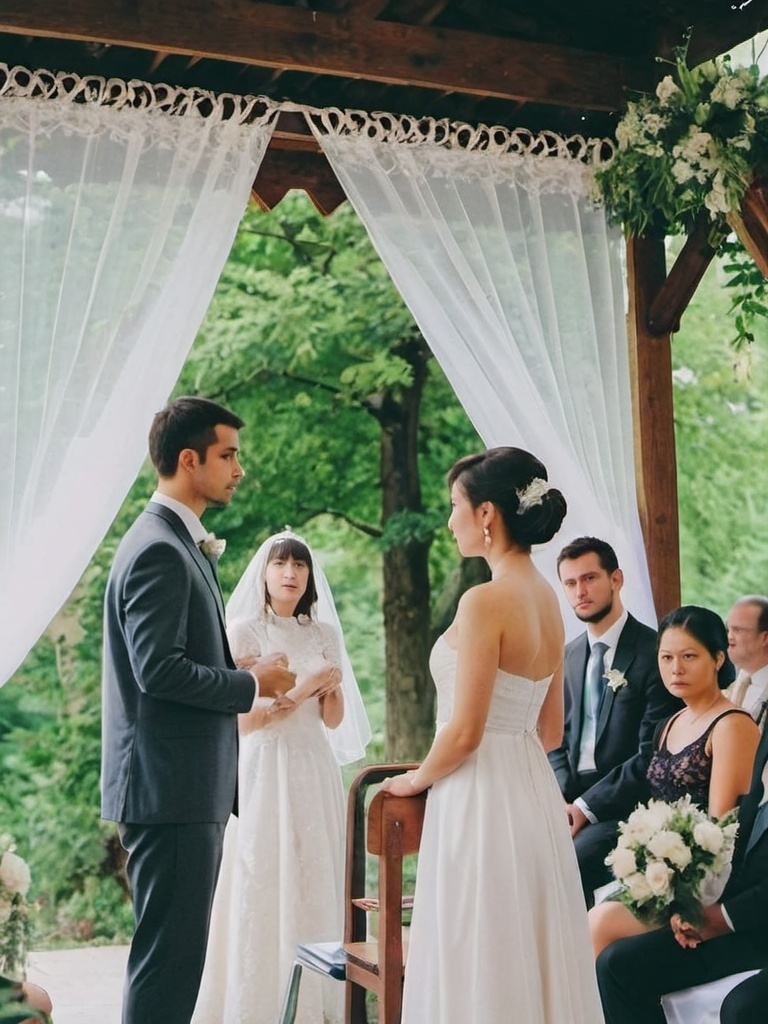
[[576, 599, 614, 625]]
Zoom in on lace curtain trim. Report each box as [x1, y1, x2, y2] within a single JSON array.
[[0, 62, 280, 126], [295, 103, 615, 196], [0, 61, 615, 195]]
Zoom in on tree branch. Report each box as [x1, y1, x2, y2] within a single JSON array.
[[298, 507, 382, 539]]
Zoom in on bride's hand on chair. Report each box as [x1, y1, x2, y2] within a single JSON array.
[[381, 771, 421, 797]]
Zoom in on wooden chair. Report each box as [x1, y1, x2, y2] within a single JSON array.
[[344, 769, 427, 1024], [277, 763, 425, 1024]]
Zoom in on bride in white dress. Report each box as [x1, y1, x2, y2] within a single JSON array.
[[192, 530, 370, 1024], [383, 447, 605, 1024]]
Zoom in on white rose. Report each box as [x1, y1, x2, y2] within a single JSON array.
[[645, 859, 673, 896], [642, 113, 665, 136], [711, 76, 743, 110], [656, 76, 680, 106], [693, 820, 725, 854], [626, 871, 653, 902], [0, 850, 31, 896], [672, 159, 695, 183], [681, 131, 713, 161], [623, 809, 656, 847], [704, 172, 730, 216], [605, 845, 637, 879], [647, 829, 692, 870]]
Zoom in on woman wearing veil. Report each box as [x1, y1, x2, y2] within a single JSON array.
[[192, 530, 371, 1024]]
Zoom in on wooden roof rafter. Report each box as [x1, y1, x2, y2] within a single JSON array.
[[0, 0, 653, 113]]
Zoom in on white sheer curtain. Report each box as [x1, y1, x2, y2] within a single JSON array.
[[0, 65, 277, 685], [311, 111, 655, 633]]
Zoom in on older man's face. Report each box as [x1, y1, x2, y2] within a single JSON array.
[[727, 602, 768, 672]]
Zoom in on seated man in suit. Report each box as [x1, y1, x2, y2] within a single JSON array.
[[597, 724, 768, 1024], [725, 595, 768, 730], [549, 536, 680, 905]]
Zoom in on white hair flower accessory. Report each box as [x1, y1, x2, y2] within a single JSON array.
[[515, 477, 550, 514]]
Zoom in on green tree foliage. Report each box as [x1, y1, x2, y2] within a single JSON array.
[[672, 243, 768, 612]]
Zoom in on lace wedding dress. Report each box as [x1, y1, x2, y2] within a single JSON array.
[[401, 637, 605, 1024], [192, 613, 345, 1024]]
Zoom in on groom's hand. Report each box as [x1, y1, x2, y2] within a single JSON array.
[[250, 653, 296, 698]]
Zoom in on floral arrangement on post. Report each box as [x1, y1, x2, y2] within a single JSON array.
[[595, 34, 768, 239], [594, 32, 768, 345], [0, 835, 32, 979], [604, 795, 739, 927]]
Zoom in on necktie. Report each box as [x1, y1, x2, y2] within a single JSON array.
[[586, 642, 608, 721], [577, 641, 608, 771], [730, 670, 752, 709]]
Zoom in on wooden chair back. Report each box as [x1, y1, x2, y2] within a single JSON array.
[[343, 764, 427, 1024]]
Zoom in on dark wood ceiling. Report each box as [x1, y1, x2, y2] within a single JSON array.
[[1, 1, 767, 211]]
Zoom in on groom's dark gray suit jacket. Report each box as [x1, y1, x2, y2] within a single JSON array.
[[101, 502, 255, 824]]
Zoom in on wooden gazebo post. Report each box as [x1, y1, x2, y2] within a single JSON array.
[[626, 233, 681, 620]]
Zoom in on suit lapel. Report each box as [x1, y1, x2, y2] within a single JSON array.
[[595, 616, 637, 744], [146, 502, 228, 627], [741, 727, 768, 857]]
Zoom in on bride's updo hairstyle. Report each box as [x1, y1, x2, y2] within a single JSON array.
[[264, 534, 318, 619], [447, 447, 567, 548]]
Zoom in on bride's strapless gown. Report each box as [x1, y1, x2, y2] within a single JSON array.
[[401, 637, 605, 1024]]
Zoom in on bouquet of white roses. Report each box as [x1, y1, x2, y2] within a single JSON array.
[[604, 795, 739, 927], [0, 835, 32, 979]]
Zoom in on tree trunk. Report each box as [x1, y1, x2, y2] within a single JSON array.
[[375, 335, 435, 759]]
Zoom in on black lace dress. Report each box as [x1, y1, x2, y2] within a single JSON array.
[[646, 708, 751, 809]]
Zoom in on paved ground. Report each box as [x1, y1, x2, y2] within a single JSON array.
[[27, 946, 128, 1024]]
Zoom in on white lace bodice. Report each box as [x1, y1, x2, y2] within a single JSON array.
[[228, 612, 341, 744], [430, 635, 552, 736]]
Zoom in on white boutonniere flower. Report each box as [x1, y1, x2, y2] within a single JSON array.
[[605, 668, 628, 693], [200, 534, 226, 559]]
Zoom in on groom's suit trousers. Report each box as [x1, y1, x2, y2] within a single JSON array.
[[120, 821, 225, 1024]]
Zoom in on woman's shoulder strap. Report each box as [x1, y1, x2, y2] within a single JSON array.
[[655, 709, 684, 749], [703, 707, 753, 736]]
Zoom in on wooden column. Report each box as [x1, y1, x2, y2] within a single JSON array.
[[626, 234, 681, 619]]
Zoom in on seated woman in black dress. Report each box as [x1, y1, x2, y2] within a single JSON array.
[[589, 605, 760, 957]]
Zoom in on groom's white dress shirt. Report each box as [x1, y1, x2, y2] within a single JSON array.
[[150, 491, 208, 546]]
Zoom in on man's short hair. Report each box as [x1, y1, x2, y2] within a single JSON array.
[[556, 536, 619, 575], [148, 396, 244, 478], [733, 595, 768, 633]]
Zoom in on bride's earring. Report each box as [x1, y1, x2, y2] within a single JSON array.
[[483, 526, 491, 548]]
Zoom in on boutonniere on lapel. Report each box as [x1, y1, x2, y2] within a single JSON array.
[[200, 533, 226, 559], [604, 668, 628, 693]]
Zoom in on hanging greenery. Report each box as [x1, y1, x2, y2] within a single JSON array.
[[594, 34, 768, 347], [595, 35, 768, 238]]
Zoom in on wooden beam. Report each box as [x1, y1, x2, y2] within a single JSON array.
[[252, 148, 346, 216], [646, 212, 720, 335], [626, 234, 681, 619], [0, 0, 651, 112], [727, 176, 768, 281]]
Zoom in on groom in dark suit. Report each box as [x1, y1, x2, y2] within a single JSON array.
[[549, 537, 679, 904], [101, 397, 294, 1024], [596, 723, 768, 1023]]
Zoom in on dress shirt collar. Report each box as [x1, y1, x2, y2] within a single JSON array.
[[586, 606, 628, 657], [150, 491, 208, 546]]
